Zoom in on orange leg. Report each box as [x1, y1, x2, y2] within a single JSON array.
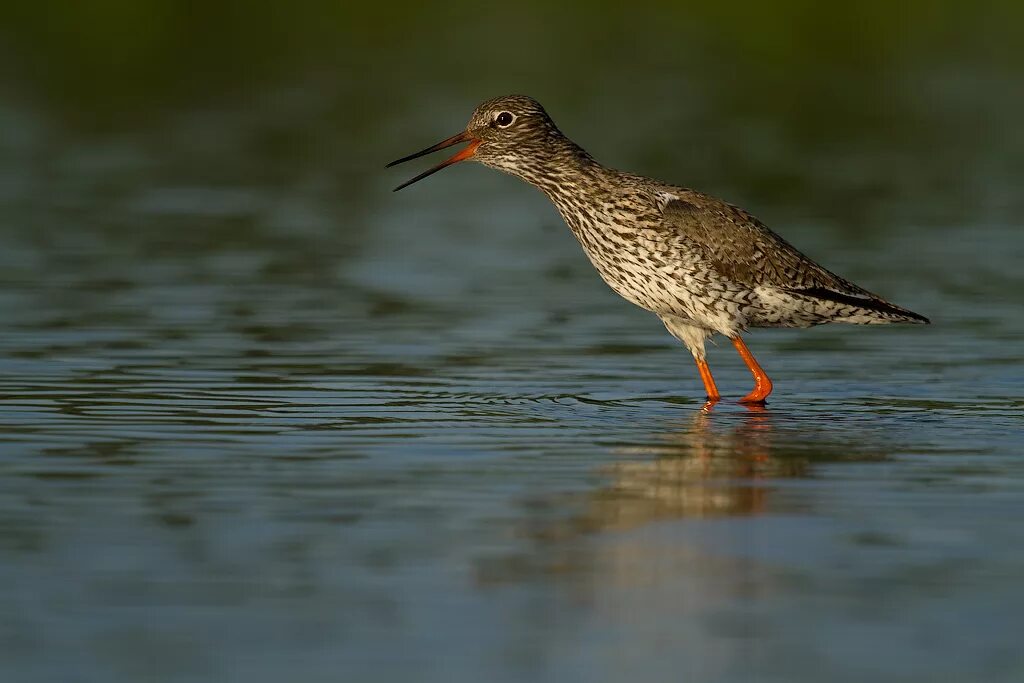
[[694, 356, 721, 403], [731, 337, 774, 404]]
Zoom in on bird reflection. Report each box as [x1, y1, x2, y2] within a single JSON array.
[[573, 405, 801, 532], [475, 405, 889, 586]]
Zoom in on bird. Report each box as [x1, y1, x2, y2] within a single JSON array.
[[387, 95, 929, 406]]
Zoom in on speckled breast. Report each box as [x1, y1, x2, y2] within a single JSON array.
[[565, 214, 724, 321]]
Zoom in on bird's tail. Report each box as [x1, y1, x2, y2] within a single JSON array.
[[788, 287, 930, 325]]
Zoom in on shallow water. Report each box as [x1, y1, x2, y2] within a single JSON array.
[[2, 7, 1024, 682]]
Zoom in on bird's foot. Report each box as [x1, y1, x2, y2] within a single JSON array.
[[738, 377, 773, 405], [730, 337, 774, 404]]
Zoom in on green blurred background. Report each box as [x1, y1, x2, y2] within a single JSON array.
[[4, 1, 1023, 121], [3, 0, 1022, 227]]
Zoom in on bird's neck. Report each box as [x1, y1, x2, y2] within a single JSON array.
[[515, 135, 612, 212], [525, 137, 625, 235], [489, 131, 595, 194]]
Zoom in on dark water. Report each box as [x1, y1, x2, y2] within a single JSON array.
[[2, 5, 1024, 682]]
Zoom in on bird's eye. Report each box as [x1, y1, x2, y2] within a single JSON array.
[[495, 112, 514, 127]]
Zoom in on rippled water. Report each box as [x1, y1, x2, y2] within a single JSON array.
[[2, 8, 1024, 681]]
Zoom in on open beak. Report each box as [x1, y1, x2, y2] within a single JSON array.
[[386, 131, 481, 191]]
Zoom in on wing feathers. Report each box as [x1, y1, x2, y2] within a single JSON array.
[[659, 194, 929, 324]]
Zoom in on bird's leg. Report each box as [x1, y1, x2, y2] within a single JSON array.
[[731, 337, 773, 404], [694, 356, 721, 404]]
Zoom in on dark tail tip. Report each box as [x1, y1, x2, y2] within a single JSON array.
[[788, 287, 930, 324], [906, 311, 930, 324]]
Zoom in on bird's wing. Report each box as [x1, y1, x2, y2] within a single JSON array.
[[660, 192, 870, 295], [659, 192, 929, 322]]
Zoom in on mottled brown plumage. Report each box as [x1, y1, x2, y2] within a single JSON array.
[[388, 95, 929, 405]]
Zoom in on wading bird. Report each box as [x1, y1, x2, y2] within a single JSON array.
[[388, 95, 928, 405]]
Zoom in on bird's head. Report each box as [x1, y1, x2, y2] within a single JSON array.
[[387, 95, 565, 191]]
